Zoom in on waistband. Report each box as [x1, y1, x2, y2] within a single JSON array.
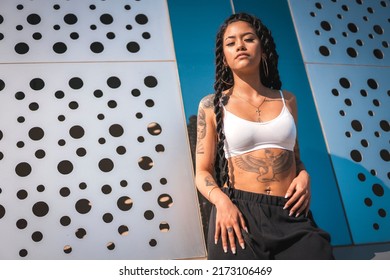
[[222, 187, 288, 207]]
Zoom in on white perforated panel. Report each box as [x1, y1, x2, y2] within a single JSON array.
[[289, 0, 389, 244], [0, 0, 206, 259]]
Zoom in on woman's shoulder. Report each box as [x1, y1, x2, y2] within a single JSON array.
[[199, 93, 215, 109]]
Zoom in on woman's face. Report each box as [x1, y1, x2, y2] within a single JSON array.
[[222, 21, 262, 74]]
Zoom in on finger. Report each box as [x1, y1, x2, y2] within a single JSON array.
[[237, 214, 247, 249], [221, 227, 228, 253], [288, 192, 307, 216], [227, 226, 236, 254], [295, 198, 309, 217], [214, 223, 221, 245]]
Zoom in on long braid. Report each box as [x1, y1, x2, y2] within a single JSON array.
[[212, 12, 282, 193]]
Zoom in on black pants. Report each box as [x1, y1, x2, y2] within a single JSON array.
[[207, 188, 334, 260]]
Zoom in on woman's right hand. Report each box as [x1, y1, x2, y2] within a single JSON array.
[[214, 194, 247, 254]]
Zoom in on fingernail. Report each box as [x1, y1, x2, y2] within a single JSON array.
[[232, 247, 236, 254], [283, 205, 288, 210], [223, 246, 228, 253], [240, 243, 245, 250], [289, 211, 294, 216], [295, 212, 300, 217], [214, 239, 218, 245], [285, 194, 289, 198]]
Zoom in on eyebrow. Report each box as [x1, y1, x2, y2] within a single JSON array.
[[224, 32, 256, 41]]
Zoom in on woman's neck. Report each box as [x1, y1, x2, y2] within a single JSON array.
[[232, 72, 267, 97]]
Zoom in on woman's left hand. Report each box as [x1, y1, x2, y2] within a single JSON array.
[[284, 170, 311, 217]]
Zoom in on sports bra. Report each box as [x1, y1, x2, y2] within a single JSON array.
[[223, 90, 296, 158]]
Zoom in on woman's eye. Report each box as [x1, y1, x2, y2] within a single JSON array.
[[226, 42, 235, 46], [245, 38, 255, 42]]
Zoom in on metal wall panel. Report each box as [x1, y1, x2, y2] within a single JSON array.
[[0, 0, 206, 259], [289, 0, 389, 244]]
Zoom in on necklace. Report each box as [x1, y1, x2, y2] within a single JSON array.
[[236, 91, 267, 122]]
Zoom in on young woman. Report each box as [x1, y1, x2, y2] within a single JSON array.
[[195, 13, 334, 259]]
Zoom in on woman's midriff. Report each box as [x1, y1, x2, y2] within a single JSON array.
[[226, 148, 296, 196]]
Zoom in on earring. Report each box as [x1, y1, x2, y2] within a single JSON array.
[[262, 57, 269, 78]]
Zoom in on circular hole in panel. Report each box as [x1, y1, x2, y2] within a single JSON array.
[[16, 218, 28, 229], [53, 42, 67, 54], [64, 14, 78, 25], [17, 141, 25, 148], [142, 182, 152, 192], [372, 183, 384, 197], [371, 169, 377, 176], [350, 150, 362, 162], [75, 198, 91, 214], [144, 76, 158, 88], [380, 120, 389, 132], [59, 187, 70, 197], [17, 117, 25, 123], [57, 160, 73, 175], [373, 25, 384, 35], [339, 110, 345, 116], [137, 136, 144, 143], [367, 78, 378, 89], [117, 196, 133, 211], [155, 144, 165, 153], [120, 180, 128, 187], [58, 115, 65, 121], [159, 222, 170, 232], [347, 47, 357, 58], [135, 14, 148, 25], [69, 77, 83, 89], [142, 32, 151, 39], [109, 124, 124, 137], [147, 122, 162, 136], [75, 228, 87, 239], [320, 21, 331, 31], [15, 42, 29, 54], [145, 99, 154, 107], [339, 77, 351, 88], [369, 111, 375, 117], [315, 2, 322, 9], [29, 102, 39, 111], [360, 89, 368, 97], [356, 39, 364, 46], [310, 12, 316, 17], [19, 249, 28, 258], [31, 231, 43, 242], [37, 185, 45, 192], [32, 201, 49, 217], [100, 14, 114, 25], [138, 156, 153, 170], [373, 49, 384, 59], [15, 162, 32, 177], [94, 89, 103, 98], [361, 139, 369, 147], [344, 98, 352, 106], [132, 89, 141, 97], [380, 149, 389, 161], [69, 125, 84, 139], [160, 178, 168, 185], [98, 158, 114, 172], [76, 147, 87, 157], [149, 239, 157, 247], [64, 245, 72, 254], [17, 189, 28, 200], [358, 173, 366, 181], [98, 138, 106, 144], [27, 14, 41, 25], [351, 120, 363, 131], [116, 146, 126, 155], [91, 42, 104, 53], [118, 225, 129, 236], [127, 42, 140, 53], [144, 210, 154, 220], [79, 182, 87, 190], [158, 194, 173, 208], [70, 32, 79, 40], [97, 114, 105, 120], [373, 223, 380, 230], [107, 76, 121, 89], [372, 99, 380, 106], [107, 242, 115, 250], [367, 7, 374, 13], [378, 209, 386, 218], [101, 184, 112, 194], [106, 32, 115, 39], [35, 149, 45, 159], [347, 23, 358, 33], [341, 5, 349, 11], [319, 46, 330, 56], [364, 197, 373, 207], [329, 37, 336, 44], [60, 216, 71, 226], [103, 213, 113, 223]]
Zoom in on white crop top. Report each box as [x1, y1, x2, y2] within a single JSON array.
[[223, 90, 296, 158]]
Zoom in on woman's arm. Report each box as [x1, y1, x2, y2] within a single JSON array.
[[195, 94, 246, 254], [283, 91, 311, 217]]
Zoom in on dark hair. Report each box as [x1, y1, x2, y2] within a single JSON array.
[[213, 12, 282, 191]]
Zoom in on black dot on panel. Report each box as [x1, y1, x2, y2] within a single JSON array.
[[29, 127, 44, 141], [64, 13, 78, 25], [350, 150, 362, 162], [32, 231, 43, 242], [53, 4, 60, 10], [27, 14, 41, 25], [109, 124, 124, 137], [64, 246, 72, 254], [135, 14, 148, 25], [17, 5, 24, 10], [57, 160, 74, 175], [19, 249, 28, 258], [69, 125, 85, 139], [53, 25, 60, 30], [380, 149, 389, 161], [107, 32, 115, 39], [59, 187, 70, 197], [132, 89, 141, 97], [60, 216, 71, 226], [17, 141, 25, 148], [107, 100, 117, 108], [17, 116, 25, 123], [55, 90, 65, 99], [102, 213, 113, 223], [29, 102, 39, 111], [127, 41, 140, 53], [75, 198, 92, 214], [90, 42, 104, 53], [107, 242, 115, 250], [15, 162, 32, 177], [117, 196, 133, 211], [32, 201, 49, 217], [75, 228, 87, 239], [107, 76, 121, 89], [319, 46, 330, 56], [16, 218, 27, 229], [144, 76, 158, 88], [372, 183, 384, 197], [17, 189, 28, 200], [30, 78, 45, 90], [101, 184, 112, 194], [76, 148, 87, 157], [142, 182, 152, 192], [98, 158, 114, 172], [118, 225, 129, 236], [116, 146, 126, 155], [70, 32, 79, 40], [94, 89, 103, 98], [138, 156, 153, 170], [320, 21, 331, 31], [69, 77, 83, 89], [124, 5, 131, 10], [53, 42, 67, 54], [15, 91, 25, 100], [100, 14, 114, 25], [35, 149, 45, 159], [149, 239, 157, 247], [144, 210, 154, 220], [142, 32, 151, 39], [32, 32, 42, 40]]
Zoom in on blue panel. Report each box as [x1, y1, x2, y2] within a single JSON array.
[[167, 0, 233, 120], [233, 0, 352, 245]]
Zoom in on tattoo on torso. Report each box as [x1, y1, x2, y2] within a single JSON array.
[[233, 149, 294, 183]]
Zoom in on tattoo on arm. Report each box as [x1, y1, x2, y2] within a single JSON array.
[[234, 150, 294, 183], [204, 175, 217, 187], [196, 107, 206, 154]]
